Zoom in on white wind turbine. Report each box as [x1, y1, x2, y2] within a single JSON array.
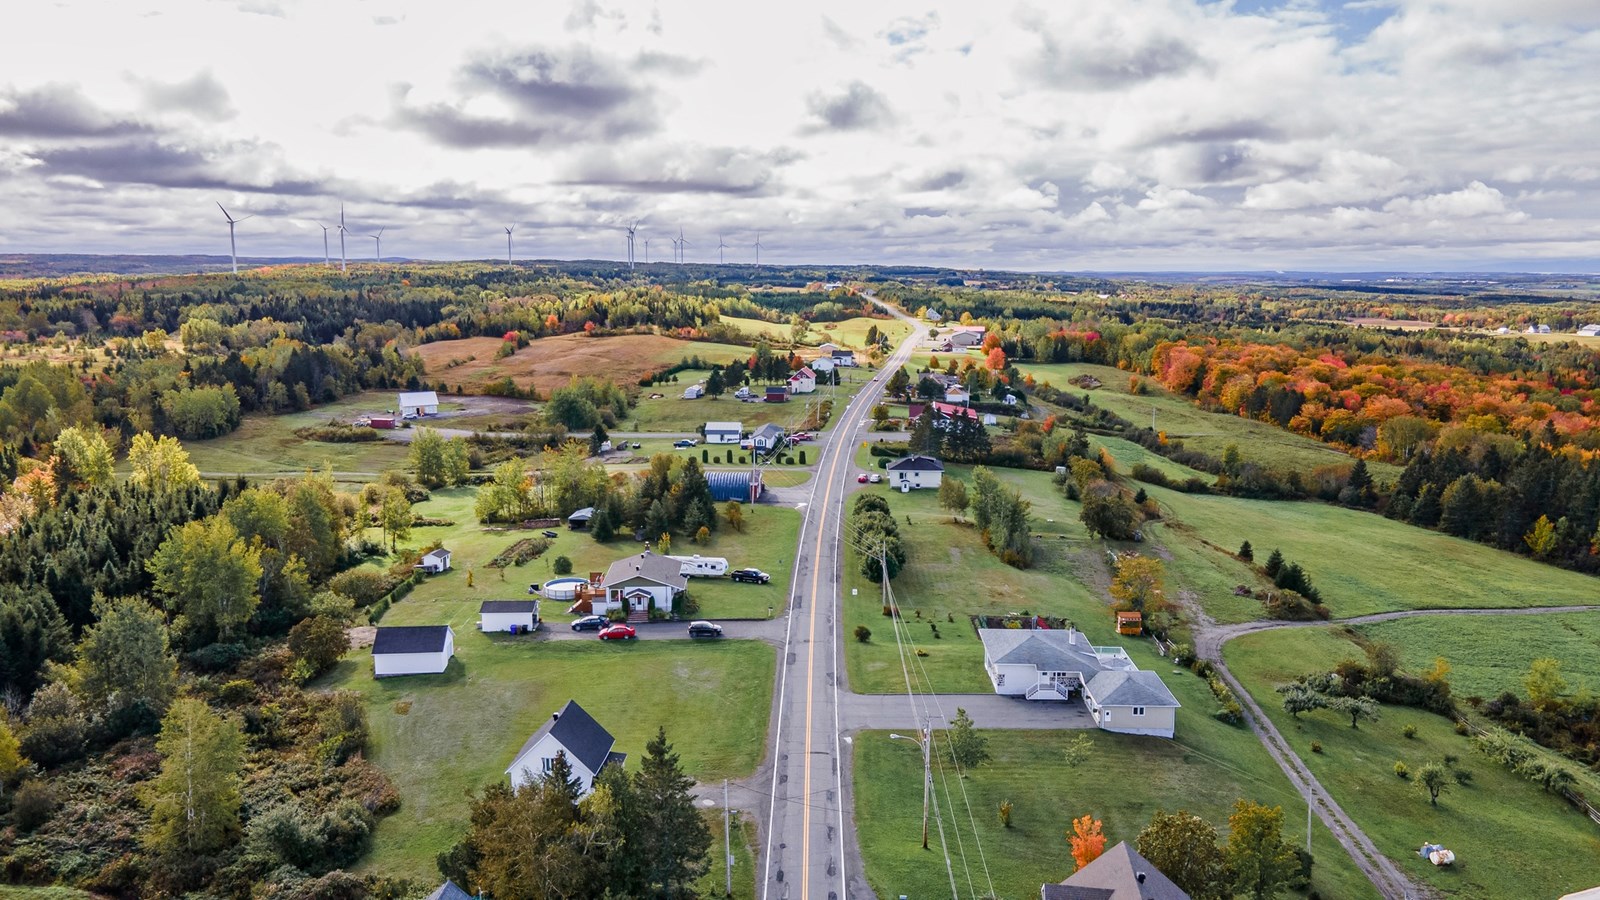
[[754, 230, 764, 266], [367, 226, 385, 262], [505, 225, 516, 265], [318, 223, 331, 267], [217, 203, 252, 274], [625, 220, 638, 269], [677, 226, 690, 264], [337, 204, 349, 273], [717, 234, 728, 265]]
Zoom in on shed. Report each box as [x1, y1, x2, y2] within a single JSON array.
[[369, 416, 396, 429], [707, 469, 764, 503], [372, 625, 455, 677], [397, 391, 439, 416], [1115, 610, 1143, 635], [705, 422, 743, 444], [480, 600, 539, 633], [765, 385, 788, 403], [567, 507, 595, 529], [415, 548, 452, 574]]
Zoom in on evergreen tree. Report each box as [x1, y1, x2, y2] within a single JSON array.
[[633, 728, 710, 894], [1263, 548, 1284, 577], [0, 584, 71, 701], [76, 595, 177, 732], [1238, 540, 1253, 562]]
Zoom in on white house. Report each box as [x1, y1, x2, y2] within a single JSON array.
[[944, 385, 971, 405], [479, 600, 539, 633], [977, 627, 1179, 738], [668, 554, 729, 577], [810, 356, 836, 374], [948, 326, 986, 349], [787, 366, 817, 394], [705, 421, 743, 444], [397, 391, 439, 416], [415, 548, 452, 574], [1578, 324, 1600, 337], [682, 383, 704, 399], [372, 625, 455, 677], [751, 422, 786, 452], [506, 700, 626, 796], [886, 454, 944, 490], [592, 550, 687, 618], [831, 348, 857, 367], [925, 308, 942, 322]]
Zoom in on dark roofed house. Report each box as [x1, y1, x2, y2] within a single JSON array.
[[372, 625, 455, 677], [425, 880, 473, 900], [506, 700, 625, 795], [596, 550, 687, 619], [886, 454, 944, 490], [1041, 841, 1190, 900]]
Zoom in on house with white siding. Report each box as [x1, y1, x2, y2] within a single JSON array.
[[591, 550, 687, 619], [506, 700, 626, 796], [886, 455, 944, 490], [978, 627, 1179, 738]]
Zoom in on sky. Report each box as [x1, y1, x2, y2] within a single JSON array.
[[2, 0, 1598, 271]]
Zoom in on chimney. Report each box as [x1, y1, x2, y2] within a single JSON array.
[[552, 712, 560, 721], [1136, 873, 1146, 884]]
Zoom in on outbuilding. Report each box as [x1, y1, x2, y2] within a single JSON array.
[[567, 507, 595, 530], [810, 356, 835, 374], [705, 422, 743, 444], [707, 469, 764, 503], [765, 385, 789, 403], [415, 548, 452, 574], [886, 454, 944, 490], [372, 625, 455, 677], [397, 391, 439, 417], [506, 700, 626, 796], [369, 416, 396, 429], [480, 600, 540, 633], [683, 384, 704, 399]]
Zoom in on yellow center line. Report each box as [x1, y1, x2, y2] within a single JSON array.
[[800, 411, 848, 898]]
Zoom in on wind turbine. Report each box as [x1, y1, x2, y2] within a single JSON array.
[[754, 230, 764, 266], [337, 204, 349, 273], [217, 203, 252, 274], [625, 220, 638, 270], [717, 234, 728, 265], [368, 226, 385, 262], [318, 224, 332, 267], [677, 226, 690, 264], [505, 225, 515, 265], [644, 238, 651, 265]]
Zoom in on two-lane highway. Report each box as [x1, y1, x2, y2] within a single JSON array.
[[761, 298, 921, 900]]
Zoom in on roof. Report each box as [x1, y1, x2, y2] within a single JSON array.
[[425, 880, 473, 900], [422, 548, 451, 561], [1043, 841, 1190, 900], [832, 348, 854, 357], [398, 390, 439, 406], [508, 699, 617, 777], [752, 422, 785, 440], [372, 625, 452, 655], [887, 454, 945, 472], [706, 421, 742, 433], [480, 600, 539, 614], [766, 384, 788, 393], [1086, 671, 1180, 708], [978, 628, 1129, 674], [567, 506, 595, 520], [911, 401, 980, 421], [603, 550, 688, 590], [790, 366, 815, 379]]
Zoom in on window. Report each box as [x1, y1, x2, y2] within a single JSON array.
[[542, 757, 554, 773], [1132, 707, 1146, 717], [996, 673, 1005, 687]]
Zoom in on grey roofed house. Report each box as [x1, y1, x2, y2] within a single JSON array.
[[372, 625, 453, 655], [751, 422, 786, 447], [1084, 670, 1180, 709], [887, 454, 944, 472], [507, 699, 621, 778], [603, 550, 688, 591], [425, 880, 473, 900], [1041, 840, 1190, 900], [479, 600, 540, 614], [979, 628, 1135, 675]]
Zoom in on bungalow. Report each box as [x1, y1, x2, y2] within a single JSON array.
[[831, 348, 857, 367], [567, 507, 595, 529], [705, 421, 743, 444], [765, 385, 789, 403], [977, 627, 1179, 738], [1042, 841, 1190, 900], [397, 391, 439, 417], [751, 422, 786, 452], [592, 550, 687, 618], [788, 366, 817, 394], [886, 454, 944, 490], [948, 326, 987, 349], [480, 600, 540, 633], [415, 548, 452, 574], [706, 469, 764, 503], [372, 625, 455, 677], [506, 700, 626, 796]]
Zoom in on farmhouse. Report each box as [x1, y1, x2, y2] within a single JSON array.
[[567, 507, 595, 529], [765, 385, 789, 403], [831, 348, 857, 367], [415, 548, 452, 574], [592, 550, 687, 619], [1042, 841, 1190, 900], [751, 422, 786, 452], [479, 600, 539, 633], [707, 469, 764, 503], [506, 700, 626, 796], [886, 454, 944, 490], [810, 356, 835, 374], [977, 627, 1179, 738], [372, 625, 455, 677], [787, 366, 817, 394], [397, 391, 439, 417], [705, 421, 743, 444]]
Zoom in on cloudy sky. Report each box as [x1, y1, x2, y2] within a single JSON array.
[[2, 0, 1598, 270]]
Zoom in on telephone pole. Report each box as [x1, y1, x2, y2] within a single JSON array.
[[724, 778, 733, 896]]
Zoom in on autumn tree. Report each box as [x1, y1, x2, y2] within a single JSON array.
[[1525, 657, 1568, 710], [985, 347, 1007, 370], [1416, 762, 1450, 806], [1136, 809, 1230, 900], [1069, 814, 1106, 871], [1110, 555, 1166, 612], [127, 432, 201, 493], [948, 707, 989, 772], [147, 516, 263, 644], [1079, 481, 1139, 541], [938, 476, 969, 522], [410, 428, 471, 488], [144, 698, 244, 855], [53, 425, 114, 487], [723, 500, 745, 532], [0, 711, 24, 798], [1225, 800, 1299, 900], [379, 486, 413, 552], [1524, 515, 1558, 558]]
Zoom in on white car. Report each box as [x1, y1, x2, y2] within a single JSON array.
[[868, 473, 882, 483], [401, 412, 418, 421]]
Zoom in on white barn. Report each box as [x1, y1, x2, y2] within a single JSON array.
[[977, 627, 1179, 738], [479, 599, 539, 633], [415, 548, 452, 574], [506, 700, 625, 796], [372, 625, 455, 677], [397, 391, 439, 416], [886, 454, 944, 490], [705, 421, 743, 444]]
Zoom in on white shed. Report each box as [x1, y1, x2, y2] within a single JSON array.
[[705, 422, 743, 444], [479, 600, 540, 633], [372, 625, 455, 677], [683, 384, 704, 399], [398, 391, 439, 416], [415, 548, 452, 574]]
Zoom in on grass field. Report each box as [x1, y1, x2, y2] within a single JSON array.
[[0, 890, 97, 900], [1352, 612, 1600, 702], [375, 486, 800, 622], [696, 809, 758, 899], [718, 314, 909, 353], [176, 391, 418, 478], [1225, 627, 1600, 899], [628, 366, 872, 433], [322, 638, 775, 884], [413, 333, 752, 395]]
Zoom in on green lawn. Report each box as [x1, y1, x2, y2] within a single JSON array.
[[322, 638, 775, 884], [0, 890, 98, 900], [628, 368, 867, 433], [174, 391, 417, 478], [1353, 612, 1600, 702], [695, 808, 758, 899], [1225, 627, 1600, 900]]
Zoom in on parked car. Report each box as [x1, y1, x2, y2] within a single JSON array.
[[857, 473, 869, 483], [673, 439, 697, 448], [869, 473, 883, 483], [401, 412, 418, 421], [570, 615, 607, 632], [687, 621, 724, 639], [631, 441, 643, 449], [792, 431, 811, 441], [730, 568, 770, 584], [598, 623, 637, 641]]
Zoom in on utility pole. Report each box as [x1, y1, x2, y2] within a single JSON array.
[[724, 778, 733, 897], [919, 719, 931, 849]]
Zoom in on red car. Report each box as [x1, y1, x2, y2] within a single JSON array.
[[598, 623, 637, 641], [857, 473, 869, 483]]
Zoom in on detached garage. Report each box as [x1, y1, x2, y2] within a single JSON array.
[[480, 600, 540, 633], [373, 625, 455, 677]]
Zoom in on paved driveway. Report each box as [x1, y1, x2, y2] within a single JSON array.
[[839, 692, 1096, 731]]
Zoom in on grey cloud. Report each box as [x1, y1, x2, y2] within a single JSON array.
[[0, 84, 150, 138], [633, 51, 704, 77], [881, 12, 939, 47], [1148, 119, 1286, 147], [34, 139, 324, 195], [1027, 31, 1203, 89], [804, 81, 895, 132], [561, 146, 796, 195], [138, 71, 236, 121], [904, 207, 948, 218], [915, 169, 966, 191]]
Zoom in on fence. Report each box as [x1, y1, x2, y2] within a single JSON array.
[[1454, 714, 1600, 827]]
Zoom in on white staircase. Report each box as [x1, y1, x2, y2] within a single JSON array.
[[1025, 683, 1070, 701]]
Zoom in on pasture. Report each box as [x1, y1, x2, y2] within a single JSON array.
[[1353, 612, 1600, 702], [412, 333, 752, 395]]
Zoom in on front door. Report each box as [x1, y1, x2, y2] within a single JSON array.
[[629, 592, 650, 612]]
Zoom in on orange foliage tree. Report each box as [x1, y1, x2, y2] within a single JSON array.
[[986, 347, 1008, 370], [1069, 814, 1106, 871]]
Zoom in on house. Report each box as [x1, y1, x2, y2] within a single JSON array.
[[908, 401, 981, 428], [1115, 610, 1143, 636], [788, 366, 817, 394], [751, 422, 786, 452], [707, 469, 764, 503], [683, 384, 704, 399], [886, 455, 944, 490], [925, 308, 943, 322], [1578, 324, 1600, 337], [944, 385, 971, 405], [397, 391, 439, 417], [592, 550, 687, 618], [977, 627, 1180, 738], [506, 700, 627, 796], [372, 625, 455, 677], [425, 880, 474, 900], [415, 548, 452, 574], [810, 356, 836, 374], [705, 421, 743, 444], [831, 348, 857, 367], [480, 600, 539, 633], [765, 385, 789, 403], [1041, 841, 1190, 900], [948, 326, 987, 349], [1004, 393, 1018, 406]]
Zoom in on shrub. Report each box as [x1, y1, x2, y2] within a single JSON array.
[[12, 779, 57, 831], [1454, 720, 1469, 735], [998, 800, 1013, 828], [1393, 761, 1409, 779], [219, 680, 256, 704], [1402, 724, 1418, 739], [552, 556, 573, 576], [854, 625, 872, 643], [1310, 740, 1323, 754], [328, 569, 395, 606]]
